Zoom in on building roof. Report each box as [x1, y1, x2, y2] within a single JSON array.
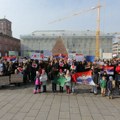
[[0, 18, 11, 23], [20, 30, 113, 39]]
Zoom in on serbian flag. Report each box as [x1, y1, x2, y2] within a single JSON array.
[[104, 66, 114, 75], [72, 71, 95, 85]]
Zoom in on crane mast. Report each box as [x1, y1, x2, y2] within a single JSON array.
[[95, 0, 101, 58]]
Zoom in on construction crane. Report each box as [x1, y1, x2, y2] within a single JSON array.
[[49, 1, 101, 58]]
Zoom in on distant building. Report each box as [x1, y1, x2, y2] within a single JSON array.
[[0, 18, 12, 37], [0, 18, 20, 56], [112, 35, 120, 57], [21, 30, 113, 57]]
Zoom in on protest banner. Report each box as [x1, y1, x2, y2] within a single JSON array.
[[68, 53, 76, 60], [86, 56, 95, 62], [30, 52, 40, 60], [72, 71, 95, 85], [75, 54, 84, 62]]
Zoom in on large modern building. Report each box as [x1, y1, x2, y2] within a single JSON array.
[[112, 35, 120, 57], [21, 30, 113, 57], [0, 18, 20, 56]]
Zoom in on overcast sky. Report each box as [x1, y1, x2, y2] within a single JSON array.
[[0, 0, 119, 38]]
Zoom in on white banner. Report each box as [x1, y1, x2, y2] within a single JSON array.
[[75, 54, 84, 62], [30, 52, 40, 60]]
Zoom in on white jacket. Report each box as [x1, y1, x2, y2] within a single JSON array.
[[40, 73, 47, 85]]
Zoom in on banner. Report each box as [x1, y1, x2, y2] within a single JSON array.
[[102, 53, 112, 59], [30, 52, 40, 60], [72, 71, 95, 85], [75, 54, 84, 62], [86, 56, 95, 62], [43, 50, 52, 57], [9, 51, 18, 56], [104, 66, 114, 75]]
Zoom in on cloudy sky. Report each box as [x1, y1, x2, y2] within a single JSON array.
[[0, 0, 119, 38]]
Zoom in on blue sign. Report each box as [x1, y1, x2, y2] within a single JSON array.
[[86, 56, 95, 62]]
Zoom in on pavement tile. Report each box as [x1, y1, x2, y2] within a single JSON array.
[[24, 117, 35, 120], [70, 107, 80, 114], [103, 115, 115, 120], [20, 102, 33, 113], [31, 102, 43, 110], [9, 107, 21, 114], [79, 106, 91, 116], [26, 110, 39, 117], [40, 106, 51, 112], [100, 109, 112, 116], [35, 111, 48, 120], [60, 103, 69, 112], [12, 112, 26, 120], [59, 112, 70, 119], [81, 116, 93, 120], [0, 113, 14, 120], [47, 111, 59, 120], [92, 114, 104, 120], [70, 113, 81, 120]]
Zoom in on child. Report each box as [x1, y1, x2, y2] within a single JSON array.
[[65, 70, 71, 94], [33, 71, 41, 94], [40, 69, 47, 92], [107, 76, 114, 99], [100, 76, 107, 97], [58, 69, 64, 93]]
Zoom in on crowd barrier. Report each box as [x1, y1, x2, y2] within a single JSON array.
[[0, 74, 23, 86], [10, 74, 23, 84], [0, 76, 10, 86]]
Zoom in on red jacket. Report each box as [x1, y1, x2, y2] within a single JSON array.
[[116, 66, 120, 74]]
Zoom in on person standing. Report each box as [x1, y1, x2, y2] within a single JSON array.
[[65, 70, 71, 94], [40, 69, 47, 92], [107, 76, 114, 99], [33, 71, 41, 94], [91, 64, 99, 95], [115, 62, 120, 89], [100, 76, 107, 97], [31, 61, 38, 82]]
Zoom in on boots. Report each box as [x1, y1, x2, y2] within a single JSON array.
[[67, 88, 70, 94], [33, 89, 37, 94], [37, 89, 41, 93]]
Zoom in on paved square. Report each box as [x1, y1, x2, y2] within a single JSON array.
[[0, 84, 120, 120]]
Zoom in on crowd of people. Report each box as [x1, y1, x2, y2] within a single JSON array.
[[0, 57, 120, 98]]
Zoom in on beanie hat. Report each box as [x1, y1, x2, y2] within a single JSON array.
[[109, 76, 113, 80]]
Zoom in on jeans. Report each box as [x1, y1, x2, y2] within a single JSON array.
[[108, 89, 113, 97], [35, 85, 40, 91], [59, 86, 63, 93], [92, 86, 98, 94], [52, 83, 57, 92]]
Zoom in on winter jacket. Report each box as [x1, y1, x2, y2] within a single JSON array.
[[116, 66, 120, 74]]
